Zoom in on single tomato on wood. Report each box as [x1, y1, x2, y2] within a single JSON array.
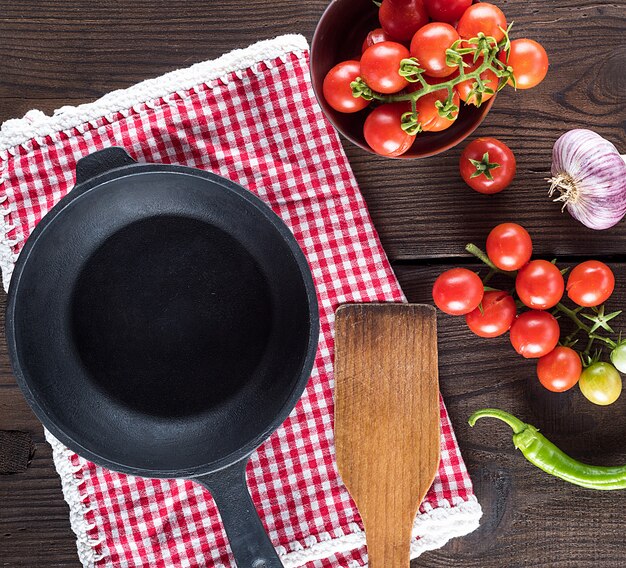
[[465, 290, 516, 338], [510, 310, 560, 359], [536, 346, 582, 392], [410, 22, 460, 78], [460, 138, 516, 194], [363, 103, 415, 157], [360, 41, 410, 94], [379, 0, 429, 42], [323, 61, 370, 114], [432, 268, 484, 316], [516, 260, 564, 310], [486, 223, 532, 271]]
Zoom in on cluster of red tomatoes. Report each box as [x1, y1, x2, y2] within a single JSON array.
[[322, 0, 549, 156], [432, 223, 622, 405]]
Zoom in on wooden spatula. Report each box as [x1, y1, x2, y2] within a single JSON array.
[[334, 303, 440, 568]]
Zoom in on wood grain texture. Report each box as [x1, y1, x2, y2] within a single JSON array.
[[334, 304, 440, 568], [0, 0, 625, 566], [0, 0, 624, 260]]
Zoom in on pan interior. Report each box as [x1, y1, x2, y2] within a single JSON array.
[[10, 171, 315, 474], [71, 215, 272, 418]]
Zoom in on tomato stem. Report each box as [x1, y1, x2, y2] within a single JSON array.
[[352, 30, 515, 126], [465, 243, 515, 276]]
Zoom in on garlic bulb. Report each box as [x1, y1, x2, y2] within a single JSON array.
[[548, 129, 626, 230]]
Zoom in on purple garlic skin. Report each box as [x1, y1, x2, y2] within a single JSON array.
[[550, 129, 626, 230]]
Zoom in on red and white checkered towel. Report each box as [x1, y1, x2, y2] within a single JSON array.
[[0, 35, 481, 567]]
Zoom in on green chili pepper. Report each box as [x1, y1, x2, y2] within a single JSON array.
[[468, 408, 626, 491]]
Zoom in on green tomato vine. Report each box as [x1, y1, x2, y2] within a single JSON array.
[[351, 25, 516, 135], [466, 242, 623, 365]]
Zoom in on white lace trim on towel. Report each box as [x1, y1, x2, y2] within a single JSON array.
[[45, 430, 106, 567], [46, 429, 481, 568], [0, 34, 309, 152]]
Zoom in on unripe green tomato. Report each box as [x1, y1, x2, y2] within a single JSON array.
[[610, 343, 626, 374], [579, 362, 622, 406]]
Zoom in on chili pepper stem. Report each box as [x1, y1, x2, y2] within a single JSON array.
[[468, 408, 527, 434]]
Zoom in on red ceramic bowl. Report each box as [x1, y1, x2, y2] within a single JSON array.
[[310, 0, 495, 159]]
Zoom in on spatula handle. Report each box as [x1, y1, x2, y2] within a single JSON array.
[[364, 514, 414, 568]]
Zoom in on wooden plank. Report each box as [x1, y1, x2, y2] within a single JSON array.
[[0, 0, 624, 260]]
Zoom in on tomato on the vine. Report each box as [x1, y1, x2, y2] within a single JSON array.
[[516, 260, 564, 310], [423, 0, 472, 23], [510, 310, 560, 358], [465, 290, 516, 338], [566, 260, 615, 307], [459, 138, 516, 194], [536, 346, 582, 392], [454, 60, 498, 106], [410, 22, 460, 78], [410, 78, 460, 132], [456, 3, 507, 43], [486, 223, 532, 271], [432, 267, 484, 316], [499, 38, 548, 90], [323, 61, 370, 114], [360, 41, 410, 94], [379, 0, 429, 42], [362, 28, 393, 53], [363, 103, 415, 157], [579, 362, 622, 406]]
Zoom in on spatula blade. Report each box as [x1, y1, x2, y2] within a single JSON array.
[[334, 303, 440, 568]]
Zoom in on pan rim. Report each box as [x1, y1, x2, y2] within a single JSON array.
[[6, 162, 320, 478]]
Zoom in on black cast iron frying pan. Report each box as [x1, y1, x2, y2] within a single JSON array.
[[6, 147, 319, 568]]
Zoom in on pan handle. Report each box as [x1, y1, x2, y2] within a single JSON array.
[[75, 147, 136, 185], [195, 460, 284, 568]]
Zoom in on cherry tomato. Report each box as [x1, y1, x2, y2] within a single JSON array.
[[457, 3, 507, 43], [379, 0, 429, 42], [423, 0, 472, 23], [362, 28, 393, 53], [322, 61, 370, 114], [499, 39, 548, 90], [516, 260, 565, 310], [360, 42, 410, 94], [611, 343, 626, 374], [363, 103, 415, 157], [536, 346, 582, 392], [486, 223, 532, 271], [510, 310, 560, 359], [579, 362, 622, 406], [465, 290, 516, 338], [410, 23, 460, 78], [432, 268, 484, 316], [566, 260, 615, 308], [409, 78, 460, 132], [455, 60, 498, 106], [459, 137, 516, 194]]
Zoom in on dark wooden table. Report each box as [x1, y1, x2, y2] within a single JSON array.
[[1, 1, 625, 566]]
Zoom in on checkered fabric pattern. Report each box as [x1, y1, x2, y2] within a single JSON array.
[[0, 37, 480, 567]]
